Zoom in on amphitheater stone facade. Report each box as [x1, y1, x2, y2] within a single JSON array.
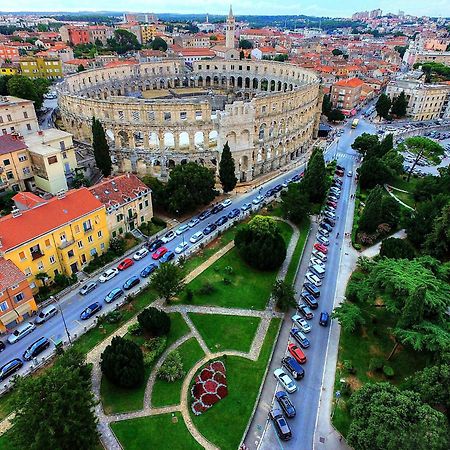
[[58, 59, 322, 182]]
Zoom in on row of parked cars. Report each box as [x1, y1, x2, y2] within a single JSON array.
[[268, 169, 345, 440]]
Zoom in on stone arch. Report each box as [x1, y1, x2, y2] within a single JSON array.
[[164, 132, 175, 148], [240, 129, 250, 147], [194, 131, 204, 147], [209, 130, 218, 146], [245, 77, 250, 89], [258, 123, 266, 140], [270, 80, 276, 91], [118, 130, 128, 147], [179, 131, 189, 149], [213, 75, 220, 86], [237, 76, 243, 88], [197, 76, 203, 87], [149, 132, 159, 147], [226, 131, 237, 148], [205, 76, 211, 87], [260, 78, 268, 91]]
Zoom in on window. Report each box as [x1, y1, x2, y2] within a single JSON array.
[[48, 156, 58, 165], [195, 111, 202, 120], [19, 251, 26, 261], [147, 111, 155, 121], [77, 241, 83, 248], [10, 284, 19, 290], [83, 219, 92, 232], [26, 123, 31, 131], [24, 268, 32, 277], [18, 154, 27, 162], [6, 171, 14, 180], [145, 199, 149, 207], [97, 230, 102, 238], [116, 214, 124, 222], [60, 233, 66, 242], [3, 158, 10, 166], [100, 243, 105, 250], [139, 203, 143, 210], [62, 152, 67, 159], [49, 255, 55, 264], [90, 248, 97, 256], [67, 249, 75, 258], [88, 235, 93, 243], [45, 239, 51, 248], [0, 302, 8, 312], [37, 261, 44, 270], [7, 114, 11, 121], [30, 282, 36, 289], [30, 244, 43, 260], [23, 111, 28, 119], [14, 292, 25, 303], [119, 227, 123, 234], [112, 231, 117, 238], [74, 225, 80, 233], [164, 112, 171, 121], [180, 111, 187, 120]]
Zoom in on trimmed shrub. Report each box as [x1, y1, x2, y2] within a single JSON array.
[[369, 357, 384, 372], [151, 216, 167, 227], [137, 307, 171, 336], [128, 322, 143, 336], [157, 351, 184, 382], [383, 365, 395, 378]]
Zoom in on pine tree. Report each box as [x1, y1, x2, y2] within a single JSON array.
[[302, 148, 327, 204], [375, 93, 391, 119], [359, 185, 384, 232], [391, 91, 408, 118], [91, 117, 112, 177], [219, 142, 237, 193]]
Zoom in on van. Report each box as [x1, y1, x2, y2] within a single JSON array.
[[313, 250, 327, 262], [304, 282, 320, 298], [310, 264, 325, 279], [34, 305, 58, 325], [7, 322, 36, 344], [23, 337, 51, 361]]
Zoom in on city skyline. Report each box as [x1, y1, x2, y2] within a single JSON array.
[[1, 0, 450, 18]]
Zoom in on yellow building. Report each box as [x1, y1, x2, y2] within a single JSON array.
[[18, 56, 63, 79], [0, 64, 20, 76], [25, 129, 78, 194], [140, 24, 158, 45], [0, 188, 110, 291]]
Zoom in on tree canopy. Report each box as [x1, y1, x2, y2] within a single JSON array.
[[302, 148, 327, 204], [351, 133, 380, 158], [107, 29, 141, 54], [376, 93, 391, 119], [149, 262, 185, 303], [327, 108, 345, 122], [138, 307, 171, 336], [239, 39, 253, 49], [391, 91, 408, 117], [150, 36, 168, 52], [379, 237, 415, 260], [358, 185, 384, 232], [91, 117, 112, 177], [280, 182, 310, 224], [218, 142, 237, 193], [332, 302, 365, 333], [272, 280, 297, 311], [5, 75, 50, 110]]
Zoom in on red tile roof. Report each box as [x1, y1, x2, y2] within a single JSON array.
[[0, 134, 28, 156], [0, 258, 26, 292], [334, 77, 364, 88], [88, 174, 150, 209], [12, 192, 45, 210], [0, 188, 104, 251]]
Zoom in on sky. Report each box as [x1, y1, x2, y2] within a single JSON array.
[[1, 0, 450, 18]]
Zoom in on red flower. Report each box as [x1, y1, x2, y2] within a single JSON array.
[[213, 372, 226, 385], [202, 393, 220, 406], [217, 385, 228, 399], [204, 379, 219, 393]]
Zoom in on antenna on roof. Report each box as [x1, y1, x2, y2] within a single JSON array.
[[56, 190, 66, 199], [11, 207, 22, 218]]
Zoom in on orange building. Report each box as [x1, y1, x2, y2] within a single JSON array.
[[0, 257, 37, 333], [0, 45, 19, 61], [330, 78, 365, 114]]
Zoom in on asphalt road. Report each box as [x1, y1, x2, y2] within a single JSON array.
[[257, 116, 375, 450]]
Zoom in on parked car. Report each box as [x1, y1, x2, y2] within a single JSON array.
[[133, 248, 149, 261], [0, 358, 23, 382], [228, 208, 240, 219], [288, 343, 307, 364], [290, 328, 311, 348], [118, 258, 134, 270], [161, 231, 176, 243], [319, 222, 333, 233], [318, 228, 329, 238], [211, 204, 224, 214], [140, 264, 157, 278], [269, 408, 292, 441], [98, 268, 119, 283], [0, 341, 5, 352], [105, 288, 124, 303], [324, 210, 336, 220], [123, 276, 140, 290], [221, 199, 232, 208], [281, 355, 305, 380], [305, 272, 322, 287], [241, 203, 252, 211], [215, 215, 228, 226], [152, 246, 168, 260], [7, 322, 36, 344], [190, 231, 204, 243], [159, 250, 175, 263], [274, 368, 297, 393], [203, 223, 217, 235], [313, 243, 328, 254], [310, 257, 325, 268], [310, 264, 326, 279], [301, 291, 318, 310], [275, 391, 296, 418], [34, 305, 58, 325], [316, 236, 330, 247], [175, 242, 189, 254], [80, 302, 102, 320], [188, 218, 200, 228], [347, 170, 353, 177], [292, 314, 311, 333], [176, 224, 189, 235], [79, 281, 97, 296], [147, 239, 164, 252], [252, 195, 264, 205], [319, 311, 330, 327], [323, 217, 336, 227], [298, 303, 314, 320], [265, 189, 274, 198], [22, 337, 50, 361], [336, 164, 345, 171], [198, 209, 212, 220]]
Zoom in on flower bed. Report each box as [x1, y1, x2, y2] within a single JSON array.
[[191, 361, 228, 415]]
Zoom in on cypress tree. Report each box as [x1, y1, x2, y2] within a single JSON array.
[[219, 141, 237, 193], [91, 117, 112, 177], [359, 185, 384, 232], [391, 91, 408, 118], [302, 148, 327, 204]]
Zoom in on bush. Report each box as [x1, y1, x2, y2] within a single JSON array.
[[223, 277, 232, 285], [110, 237, 126, 256], [137, 307, 171, 336], [128, 322, 143, 336], [198, 282, 216, 295], [151, 216, 167, 227], [383, 365, 395, 378], [223, 265, 234, 275], [100, 336, 144, 388], [369, 357, 384, 372], [185, 288, 194, 302], [157, 351, 184, 382], [343, 359, 356, 374], [142, 337, 166, 367], [104, 311, 122, 324]]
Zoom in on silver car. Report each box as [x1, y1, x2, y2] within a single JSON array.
[[8, 322, 36, 344]]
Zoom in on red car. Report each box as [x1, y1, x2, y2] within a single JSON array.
[[117, 258, 134, 271], [327, 201, 337, 208], [152, 246, 168, 260], [288, 343, 307, 364], [314, 243, 328, 254]]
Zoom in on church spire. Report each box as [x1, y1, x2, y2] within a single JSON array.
[[228, 4, 233, 19]]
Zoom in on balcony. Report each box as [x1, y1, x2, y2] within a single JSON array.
[[58, 239, 75, 250], [83, 226, 93, 234], [31, 251, 44, 261], [127, 213, 137, 222]]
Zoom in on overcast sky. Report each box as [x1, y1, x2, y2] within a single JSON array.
[[1, 0, 450, 18]]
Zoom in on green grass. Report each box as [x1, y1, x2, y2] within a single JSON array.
[[0, 390, 13, 421], [284, 219, 310, 286], [188, 313, 261, 353], [277, 220, 294, 246], [391, 189, 415, 208], [100, 313, 190, 415], [191, 318, 281, 450], [0, 430, 14, 450], [151, 337, 205, 407], [111, 412, 203, 450]]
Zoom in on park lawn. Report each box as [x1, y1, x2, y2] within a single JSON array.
[[188, 313, 261, 353], [100, 313, 190, 415], [332, 299, 430, 437], [284, 219, 310, 286], [391, 189, 415, 208], [0, 390, 13, 421], [151, 337, 205, 408], [111, 412, 203, 450], [191, 318, 281, 450]]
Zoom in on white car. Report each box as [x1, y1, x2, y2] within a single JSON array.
[[347, 171, 353, 177], [318, 228, 329, 238], [7, 322, 36, 344], [292, 314, 311, 333], [317, 235, 330, 246], [98, 268, 119, 283], [133, 248, 149, 260], [252, 195, 264, 205], [305, 272, 322, 287], [310, 257, 325, 268], [312, 249, 328, 262], [241, 203, 252, 211], [175, 242, 189, 254], [162, 231, 176, 243], [274, 368, 297, 394], [221, 199, 232, 208], [176, 224, 189, 235], [190, 231, 203, 243], [188, 218, 200, 228]]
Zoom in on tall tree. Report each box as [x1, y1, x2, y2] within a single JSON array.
[[149, 262, 185, 303], [11, 350, 98, 450], [272, 280, 296, 311], [302, 148, 327, 204], [379, 237, 415, 260], [77, 64, 86, 72], [107, 29, 141, 54], [218, 142, 237, 193], [327, 108, 345, 122], [140, 175, 166, 209], [401, 136, 444, 181], [150, 36, 168, 52], [332, 302, 365, 333], [280, 183, 310, 224], [375, 93, 391, 119], [322, 93, 332, 116], [424, 204, 450, 260], [351, 133, 379, 157], [91, 117, 112, 177], [359, 185, 384, 232], [391, 91, 408, 117], [358, 156, 392, 189], [7, 75, 50, 110], [239, 39, 253, 49]]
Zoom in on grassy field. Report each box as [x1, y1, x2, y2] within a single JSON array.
[[284, 219, 310, 286], [111, 412, 203, 450], [151, 337, 205, 407], [0, 391, 13, 421], [100, 313, 190, 415], [332, 300, 430, 437], [188, 313, 261, 353], [388, 176, 420, 208], [191, 318, 281, 450]]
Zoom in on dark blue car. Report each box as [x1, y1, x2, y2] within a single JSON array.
[[319, 311, 330, 327], [203, 223, 217, 235], [159, 251, 175, 263], [215, 215, 228, 226], [211, 204, 224, 214], [141, 264, 157, 278], [80, 302, 102, 320], [123, 276, 140, 290], [198, 209, 211, 220], [275, 391, 296, 418], [228, 208, 240, 219]]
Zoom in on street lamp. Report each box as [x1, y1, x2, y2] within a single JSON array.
[[51, 295, 71, 344]]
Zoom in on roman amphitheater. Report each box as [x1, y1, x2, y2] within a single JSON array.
[[58, 59, 322, 182]]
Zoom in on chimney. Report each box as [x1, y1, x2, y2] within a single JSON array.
[[56, 190, 66, 199], [11, 207, 22, 218]]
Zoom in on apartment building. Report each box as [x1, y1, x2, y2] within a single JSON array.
[[88, 173, 153, 238], [386, 78, 450, 121], [0, 188, 110, 290], [173, 33, 211, 48], [0, 257, 37, 333], [140, 24, 158, 45], [330, 78, 365, 114], [0, 96, 39, 136], [18, 56, 63, 79], [0, 44, 19, 60]]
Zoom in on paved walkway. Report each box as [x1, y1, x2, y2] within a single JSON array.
[[384, 184, 414, 210]]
